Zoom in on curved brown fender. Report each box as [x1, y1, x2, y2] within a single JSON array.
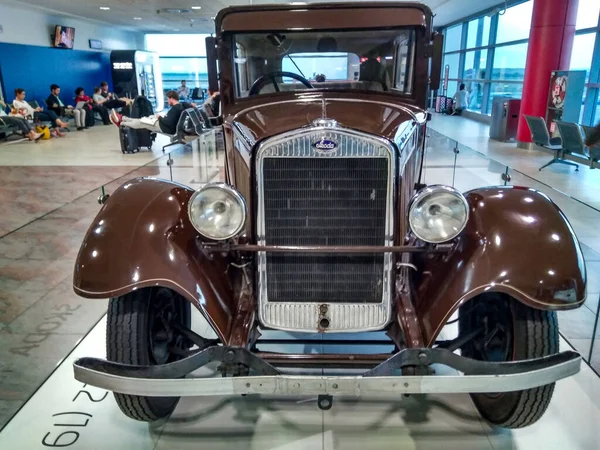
[[414, 186, 587, 346], [73, 178, 234, 342]]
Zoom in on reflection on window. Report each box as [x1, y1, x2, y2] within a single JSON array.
[[445, 25, 462, 52], [465, 81, 485, 113], [570, 33, 595, 82], [443, 53, 460, 79], [576, 0, 600, 30], [492, 43, 528, 81], [496, 1, 533, 44], [486, 82, 524, 113]]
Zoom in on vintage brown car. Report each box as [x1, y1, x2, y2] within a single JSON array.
[[73, 2, 587, 429]]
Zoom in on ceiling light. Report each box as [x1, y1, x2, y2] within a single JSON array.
[[191, 6, 202, 9], [133, 17, 142, 20], [99, 6, 110, 10]]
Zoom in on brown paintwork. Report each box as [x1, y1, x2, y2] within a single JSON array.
[[414, 186, 587, 346], [72, 3, 587, 361], [72, 178, 234, 342], [227, 93, 425, 147], [218, 5, 429, 34], [216, 4, 434, 112]]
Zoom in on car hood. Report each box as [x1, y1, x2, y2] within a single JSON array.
[[227, 94, 426, 147]]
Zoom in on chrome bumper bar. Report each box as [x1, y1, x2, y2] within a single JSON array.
[[73, 350, 581, 397]]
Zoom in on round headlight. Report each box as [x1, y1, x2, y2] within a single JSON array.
[[188, 184, 246, 241], [408, 185, 469, 244]]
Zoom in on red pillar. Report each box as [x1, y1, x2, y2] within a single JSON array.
[[516, 0, 578, 143]]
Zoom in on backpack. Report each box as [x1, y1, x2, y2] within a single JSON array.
[[130, 96, 154, 119], [35, 125, 52, 140]]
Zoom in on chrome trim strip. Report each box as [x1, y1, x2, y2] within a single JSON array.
[[255, 124, 399, 332], [74, 354, 581, 397]]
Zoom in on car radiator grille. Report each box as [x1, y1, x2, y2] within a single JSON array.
[[262, 157, 388, 304]]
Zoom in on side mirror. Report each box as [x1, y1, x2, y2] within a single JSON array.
[[205, 36, 219, 93], [429, 32, 444, 91]]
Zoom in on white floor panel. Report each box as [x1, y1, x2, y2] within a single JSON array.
[[1, 318, 600, 449]]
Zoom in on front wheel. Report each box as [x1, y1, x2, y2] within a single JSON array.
[[106, 287, 191, 422], [459, 294, 558, 429]]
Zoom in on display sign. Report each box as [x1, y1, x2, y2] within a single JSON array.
[[113, 62, 133, 70], [89, 39, 103, 50]]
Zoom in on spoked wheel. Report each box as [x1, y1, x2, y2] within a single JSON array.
[[459, 294, 558, 429], [106, 287, 191, 422]]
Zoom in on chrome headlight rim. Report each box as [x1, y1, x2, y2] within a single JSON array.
[[188, 183, 247, 241], [408, 185, 469, 244]]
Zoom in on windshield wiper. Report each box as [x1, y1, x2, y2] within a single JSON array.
[[286, 54, 305, 79]]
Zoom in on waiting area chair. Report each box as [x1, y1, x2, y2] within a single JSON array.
[[556, 122, 600, 170], [524, 115, 578, 171], [581, 125, 600, 167], [161, 107, 211, 153]]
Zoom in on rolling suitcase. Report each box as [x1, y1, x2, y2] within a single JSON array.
[[119, 126, 139, 154], [136, 129, 156, 150]]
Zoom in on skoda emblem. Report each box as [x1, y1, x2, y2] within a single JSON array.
[[312, 138, 338, 152]]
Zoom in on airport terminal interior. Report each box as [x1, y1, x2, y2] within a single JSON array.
[[0, 0, 600, 449]]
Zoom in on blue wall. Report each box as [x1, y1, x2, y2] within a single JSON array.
[[0, 42, 112, 106]]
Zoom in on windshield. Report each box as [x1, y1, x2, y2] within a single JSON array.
[[232, 29, 415, 98]]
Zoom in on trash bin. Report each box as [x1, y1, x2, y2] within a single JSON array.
[[490, 97, 521, 142]]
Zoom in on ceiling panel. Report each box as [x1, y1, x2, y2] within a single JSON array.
[[8, 0, 505, 33]]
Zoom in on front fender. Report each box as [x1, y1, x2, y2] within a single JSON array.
[[414, 186, 586, 345], [73, 178, 234, 342]]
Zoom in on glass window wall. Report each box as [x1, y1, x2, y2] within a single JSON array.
[[439, 0, 600, 123], [145, 34, 210, 100], [496, 1, 533, 44]]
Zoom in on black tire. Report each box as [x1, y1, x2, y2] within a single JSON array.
[[459, 294, 558, 429], [106, 287, 191, 422]]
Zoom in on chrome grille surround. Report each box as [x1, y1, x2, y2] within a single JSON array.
[[256, 124, 396, 333]]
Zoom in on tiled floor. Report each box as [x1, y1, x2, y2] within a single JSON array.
[[0, 127, 222, 428], [0, 116, 599, 445]]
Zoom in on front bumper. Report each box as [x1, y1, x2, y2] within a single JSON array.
[[73, 347, 581, 397]]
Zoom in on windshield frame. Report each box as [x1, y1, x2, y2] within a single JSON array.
[[228, 26, 417, 100]]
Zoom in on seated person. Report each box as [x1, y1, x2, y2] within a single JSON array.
[[586, 122, 600, 147], [47, 84, 86, 131], [203, 90, 221, 117], [13, 88, 68, 136], [75, 87, 110, 125], [0, 100, 43, 141], [98, 81, 132, 110], [178, 80, 190, 100], [315, 74, 326, 83], [359, 55, 389, 90], [109, 90, 184, 135], [450, 83, 469, 116]]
